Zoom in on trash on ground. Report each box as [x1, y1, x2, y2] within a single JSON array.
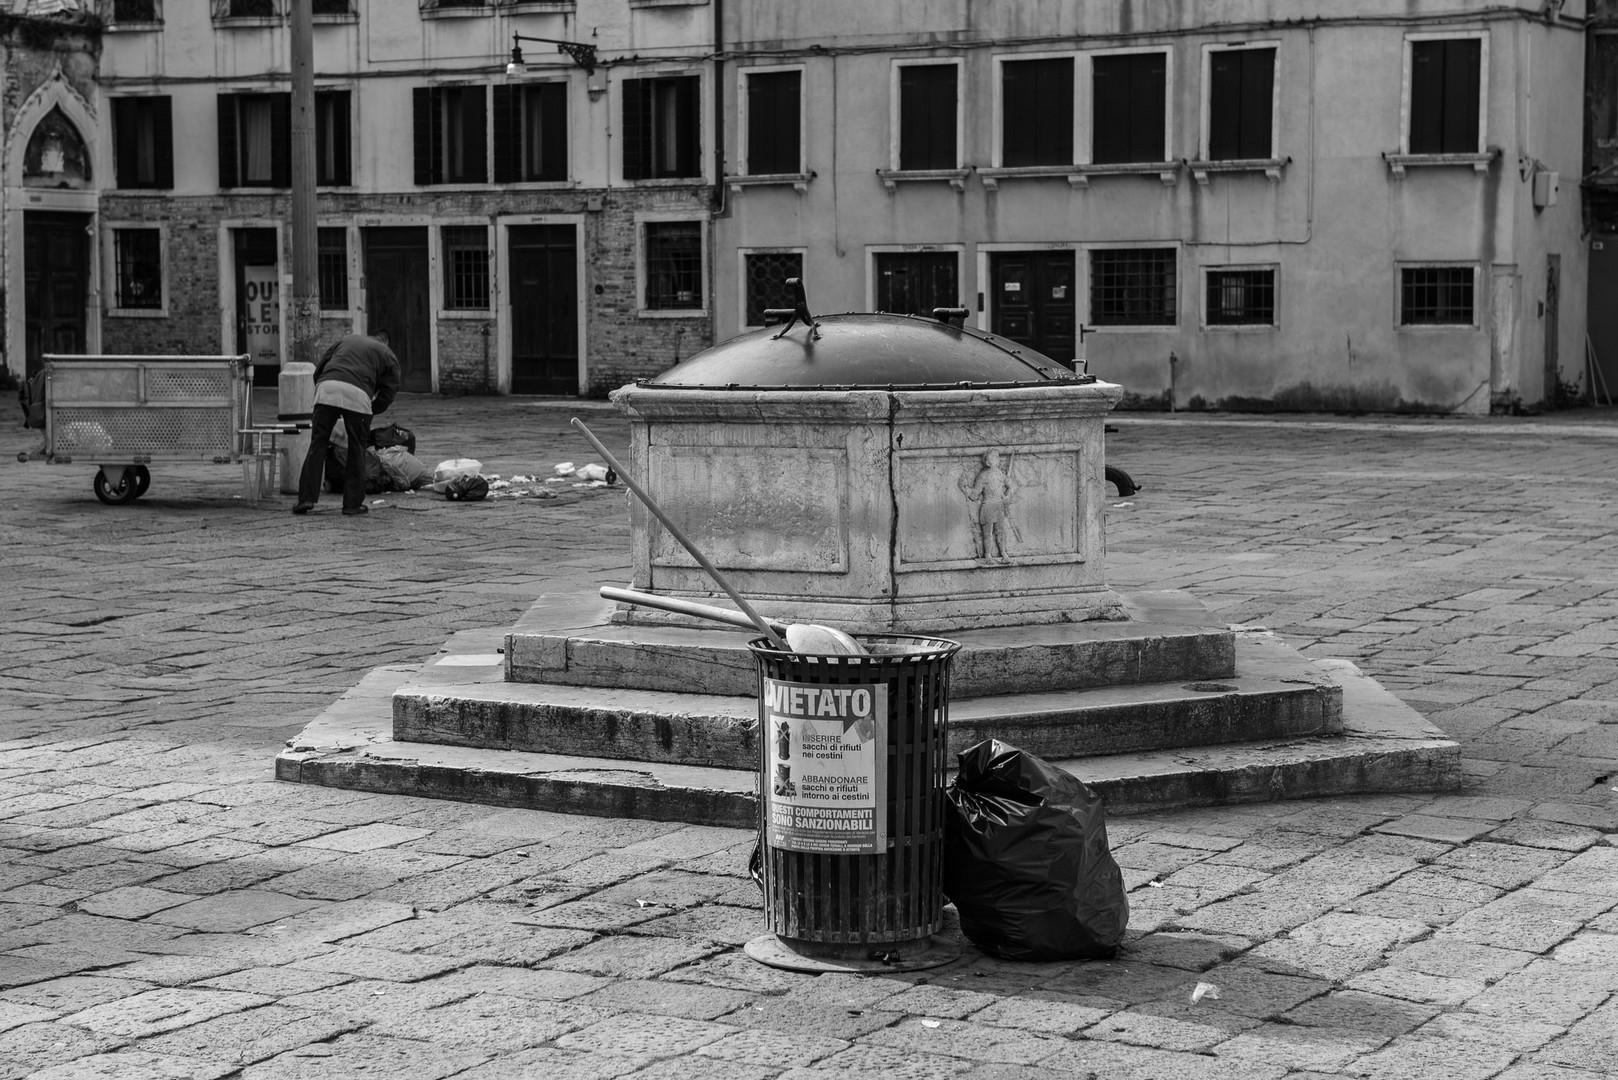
[[920, 1020, 942, 1029], [942, 738, 1130, 962], [434, 458, 483, 485], [553, 461, 575, 476], [444, 474, 490, 501], [1191, 982, 1220, 1003], [553, 460, 616, 484]]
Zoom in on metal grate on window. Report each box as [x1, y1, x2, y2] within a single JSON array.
[[1206, 268, 1275, 326], [1090, 248, 1176, 326], [1401, 266, 1473, 325], [114, 229, 162, 310], [744, 252, 802, 325], [646, 221, 703, 309], [443, 226, 490, 310], [318, 227, 348, 311]]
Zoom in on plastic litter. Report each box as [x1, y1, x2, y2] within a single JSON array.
[[920, 1020, 942, 1029], [553, 461, 576, 476], [433, 458, 482, 485], [942, 739, 1129, 962], [1191, 982, 1221, 1003]]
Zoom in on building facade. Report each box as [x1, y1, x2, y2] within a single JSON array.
[[9, 0, 718, 395], [716, 1, 1588, 413]]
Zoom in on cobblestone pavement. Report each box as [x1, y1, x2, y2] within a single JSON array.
[[2, 394, 1616, 1079]]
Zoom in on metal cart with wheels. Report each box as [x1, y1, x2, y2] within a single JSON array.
[[17, 354, 289, 506]]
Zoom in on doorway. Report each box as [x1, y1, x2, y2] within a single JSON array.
[[990, 252, 1076, 365], [23, 212, 90, 377], [363, 227, 431, 393], [874, 251, 959, 316], [508, 224, 578, 395], [233, 229, 280, 387]]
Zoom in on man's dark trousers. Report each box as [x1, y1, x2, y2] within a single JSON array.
[[297, 403, 372, 512]]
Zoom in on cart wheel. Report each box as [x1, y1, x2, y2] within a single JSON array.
[[93, 467, 140, 506], [132, 465, 151, 498]]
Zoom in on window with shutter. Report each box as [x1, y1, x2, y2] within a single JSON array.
[[899, 64, 957, 170], [494, 83, 565, 182], [1409, 39, 1481, 154], [316, 90, 351, 186], [114, 97, 173, 189], [1092, 52, 1167, 164], [1208, 48, 1274, 160], [1002, 58, 1072, 167], [624, 76, 701, 179], [218, 93, 291, 188], [745, 70, 800, 175]]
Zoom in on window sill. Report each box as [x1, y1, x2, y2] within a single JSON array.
[[496, 179, 578, 190], [106, 21, 163, 32], [421, 5, 494, 18], [1203, 323, 1278, 332], [313, 12, 359, 23], [106, 307, 169, 319], [876, 168, 970, 192], [1085, 322, 1178, 333], [1188, 157, 1289, 185], [214, 16, 282, 28], [639, 308, 708, 319], [1383, 150, 1498, 178], [505, 0, 576, 10], [440, 309, 493, 319], [1398, 321, 1479, 330], [629, 0, 708, 7], [978, 162, 1179, 190], [726, 172, 813, 194]]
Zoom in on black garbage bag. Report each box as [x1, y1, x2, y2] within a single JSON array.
[[942, 739, 1129, 961], [325, 443, 389, 494], [369, 422, 416, 455]]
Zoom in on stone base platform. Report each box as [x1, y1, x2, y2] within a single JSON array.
[[275, 587, 1462, 825]]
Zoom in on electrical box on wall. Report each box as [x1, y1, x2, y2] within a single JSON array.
[[1533, 170, 1561, 210]]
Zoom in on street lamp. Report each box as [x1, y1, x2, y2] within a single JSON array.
[[506, 34, 599, 77]]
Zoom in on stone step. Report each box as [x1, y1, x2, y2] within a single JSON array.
[[394, 634, 1337, 767], [277, 656, 1459, 827], [505, 589, 1236, 698]]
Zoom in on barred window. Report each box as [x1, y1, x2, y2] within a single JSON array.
[[1205, 268, 1275, 326], [744, 251, 802, 326], [114, 229, 162, 310], [318, 227, 348, 311], [645, 221, 703, 310], [1401, 266, 1474, 325], [443, 226, 490, 310], [1090, 248, 1176, 326]]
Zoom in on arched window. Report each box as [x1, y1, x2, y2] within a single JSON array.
[[23, 107, 92, 189]]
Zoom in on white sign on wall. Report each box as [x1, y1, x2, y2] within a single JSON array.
[[243, 266, 281, 367]]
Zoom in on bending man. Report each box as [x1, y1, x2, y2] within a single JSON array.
[[293, 330, 401, 517]]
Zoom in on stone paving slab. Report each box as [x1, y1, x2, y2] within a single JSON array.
[[3, 397, 1618, 1079]]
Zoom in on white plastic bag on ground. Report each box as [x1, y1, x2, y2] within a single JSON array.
[[433, 458, 482, 485]]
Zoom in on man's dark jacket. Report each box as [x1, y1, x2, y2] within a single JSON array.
[[314, 335, 401, 415]]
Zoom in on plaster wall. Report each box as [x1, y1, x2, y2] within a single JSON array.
[[716, 0, 1586, 412]]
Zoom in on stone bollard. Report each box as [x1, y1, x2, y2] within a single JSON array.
[[278, 361, 315, 494]]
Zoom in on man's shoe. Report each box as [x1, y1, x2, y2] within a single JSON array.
[[292, 503, 315, 515], [341, 505, 369, 516]]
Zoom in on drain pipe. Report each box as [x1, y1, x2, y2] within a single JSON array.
[[1168, 351, 1179, 412], [711, 0, 725, 217]]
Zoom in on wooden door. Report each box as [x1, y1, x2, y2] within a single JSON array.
[[363, 227, 431, 393], [874, 251, 959, 316], [1587, 238, 1618, 401], [508, 225, 578, 395], [991, 251, 1076, 366], [23, 212, 90, 378]]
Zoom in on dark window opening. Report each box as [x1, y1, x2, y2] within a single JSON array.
[[1208, 47, 1275, 160], [217, 92, 290, 188], [316, 90, 351, 186], [746, 70, 801, 174], [1409, 39, 1482, 154], [113, 97, 173, 189], [899, 64, 957, 170], [1002, 58, 1073, 167], [1401, 266, 1474, 324], [318, 227, 348, 311], [744, 252, 803, 326], [1206, 268, 1275, 325], [114, 229, 162, 310], [113, 0, 159, 21], [227, 0, 275, 16], [443, 226, 490, 310], [875, 251, 959, 315], [493, 82, 568, 182], [645, 221, 702, 309], [312, 0, 350, 12], [1092, 52, 1167, 164], [412, 85, 488, 185], [624, 76, 700, 180], [1090, 248, 1177, 326]]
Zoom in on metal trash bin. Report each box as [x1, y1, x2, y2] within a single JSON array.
[[744, 634, 962, 973]]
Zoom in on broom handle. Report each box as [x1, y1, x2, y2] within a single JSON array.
[[601, 586, 789, 637], [572, 418, 790, 651]]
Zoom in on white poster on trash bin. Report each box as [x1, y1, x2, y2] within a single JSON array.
[[763, 678, 887, 854]]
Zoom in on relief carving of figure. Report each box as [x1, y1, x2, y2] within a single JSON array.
[[959, 449, 1020, 561]]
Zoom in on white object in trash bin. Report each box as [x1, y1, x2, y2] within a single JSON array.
[[433, 458, 482, 485]]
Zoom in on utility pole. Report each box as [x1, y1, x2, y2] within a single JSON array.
[[282, 0, 319, 492]]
